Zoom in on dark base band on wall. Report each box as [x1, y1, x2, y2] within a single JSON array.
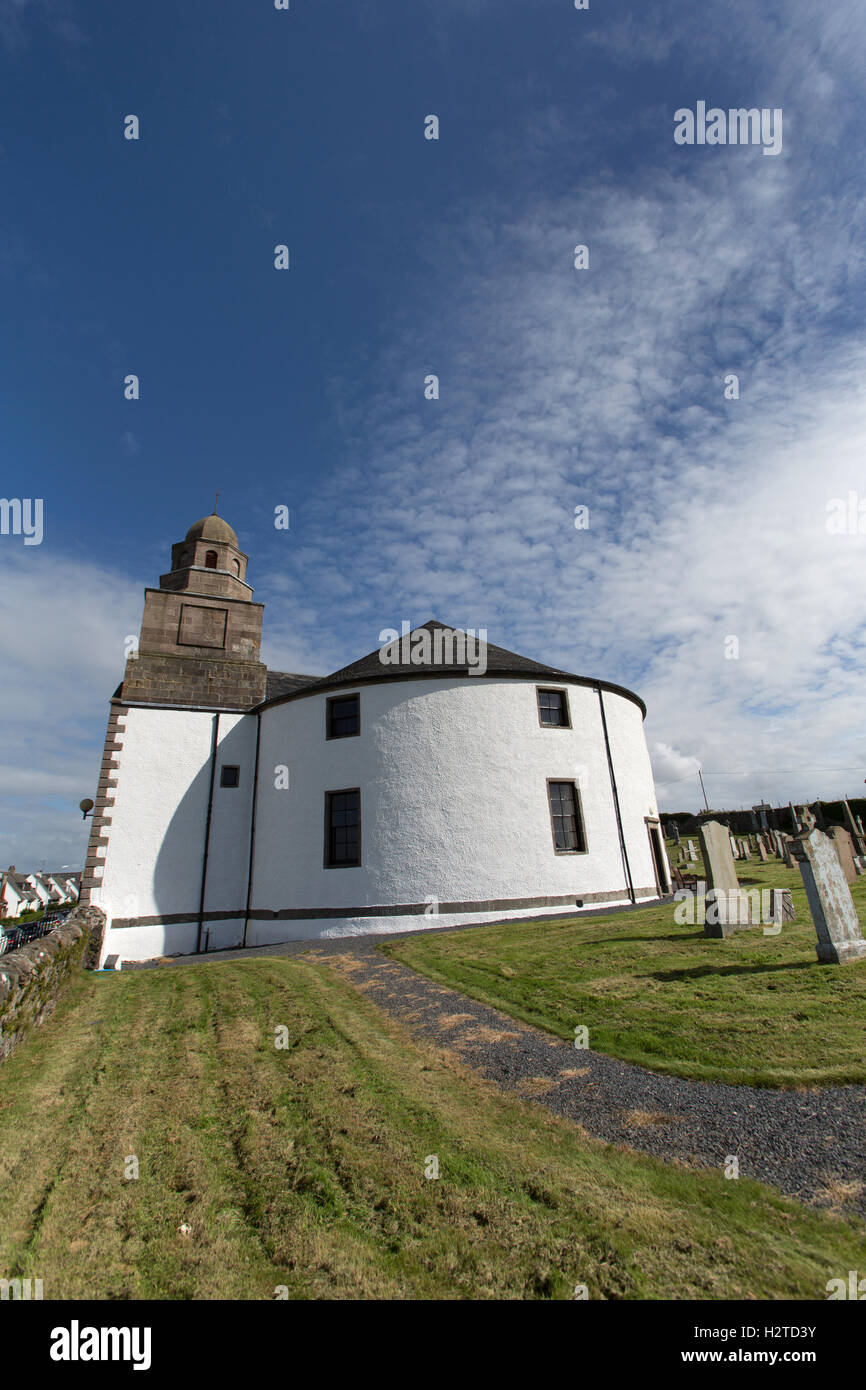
[[109, 886, 661, 930]]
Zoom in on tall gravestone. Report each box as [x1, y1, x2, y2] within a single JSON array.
[[828, 826, 858, 885], [842, 800, 866, 857], [699, 820, 758, 937], [790, 828, 866, 965], [688, 840, 697, 863]]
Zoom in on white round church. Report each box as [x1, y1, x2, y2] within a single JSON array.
[[83, 512, 670, 964]]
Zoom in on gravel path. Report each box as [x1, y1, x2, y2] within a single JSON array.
[[137, 932, 866, 1216]]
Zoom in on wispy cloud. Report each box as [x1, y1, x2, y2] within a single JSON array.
[[3, 0, 866, 873], [0, 0, 85, 55], [0, 550, 139, 868]]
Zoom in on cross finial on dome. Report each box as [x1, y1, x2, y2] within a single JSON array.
[[214, 490, 219, 515]]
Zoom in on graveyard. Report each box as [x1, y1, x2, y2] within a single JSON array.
[[2, 817, 865, 1300], [385, 832, 866, 1088]]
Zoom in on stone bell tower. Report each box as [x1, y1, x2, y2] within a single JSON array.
[[120, 511, 267, 708]]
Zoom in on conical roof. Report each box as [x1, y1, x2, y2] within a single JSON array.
[[257, 620, 646, 716]]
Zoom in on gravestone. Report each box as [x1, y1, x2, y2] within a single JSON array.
[[699, 820, 759, 936], [755, 838, 768, 862], [688, 841, 697, 863], [670, 823, 681, 845], [769, 888, 796, 923], [842, 800, 866, 857], [740, 840, 751, 860], [790, 828, 866, 965], [828, 826, 858, 885]]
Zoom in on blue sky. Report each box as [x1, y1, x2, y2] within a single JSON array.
[[2, 0, 866, 868]]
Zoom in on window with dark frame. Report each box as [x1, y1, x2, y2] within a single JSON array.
[[325, 789, 361, 867], [537, 687, 569, 727], [327, 693, 360, 739], [220, 765, 240, 788], [547, 780, 586, 852], [204, 550, 218, 569]]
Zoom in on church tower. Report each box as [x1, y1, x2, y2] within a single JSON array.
[[120, 511, 267, 708]]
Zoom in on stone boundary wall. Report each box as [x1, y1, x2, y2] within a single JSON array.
[[0, 905, 106, 1065]]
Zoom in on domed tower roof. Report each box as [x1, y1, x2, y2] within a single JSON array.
[[185, 512, 239, 547]]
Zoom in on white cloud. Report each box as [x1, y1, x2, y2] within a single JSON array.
[[0, 550, 139, 869], [4, 0, 866, 873]]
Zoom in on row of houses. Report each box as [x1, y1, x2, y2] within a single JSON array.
[[0, 867, 81, 922]]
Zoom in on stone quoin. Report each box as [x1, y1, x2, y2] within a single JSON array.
[[83, 511, 671, 964]]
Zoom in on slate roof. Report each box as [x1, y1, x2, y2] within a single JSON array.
[[2, 873, 29, 896], [321, 621, 572, 685], [259, 620, 646, 716], [265, 670, 321, 700]]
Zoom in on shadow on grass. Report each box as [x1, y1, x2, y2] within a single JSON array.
[[648, 960, 815, 983], [591, 932, 708, 946]]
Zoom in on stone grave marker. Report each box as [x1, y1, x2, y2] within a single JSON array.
[[842, 800, 866, 857], [828, 826, 858, 885], [688, 841, 697, 863], [769, 889, 796, 923], [790, 828, 866, 965], [699, 820, 759, 937]]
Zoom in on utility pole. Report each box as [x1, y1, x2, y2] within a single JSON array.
[[698, 770, 710, 812]]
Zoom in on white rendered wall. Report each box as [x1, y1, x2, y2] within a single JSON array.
[[251, 677, 657, 920], [97, 707, 255, 961], [99, 677, 663, 963]]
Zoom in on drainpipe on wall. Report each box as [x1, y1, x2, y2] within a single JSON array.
[[597, 688, 635, 905], [196, 712, 220, 954], [242, 712, 262, 949]]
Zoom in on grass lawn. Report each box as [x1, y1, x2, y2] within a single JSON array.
[[1, 954, 864, 1299], [383, 848, 866, 1088]]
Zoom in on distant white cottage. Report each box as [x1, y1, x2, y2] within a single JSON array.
[[84, 512, 669, 964]]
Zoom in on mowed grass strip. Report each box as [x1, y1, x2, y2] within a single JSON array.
[[383, 857, 866, 1087], [0, 955, 864, 1299]]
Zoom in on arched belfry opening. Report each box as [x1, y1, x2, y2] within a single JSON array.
[[205, 550, 218, 569]]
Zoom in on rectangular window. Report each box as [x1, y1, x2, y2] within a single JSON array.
[[327, 693, 360, 739], [537, 687, 570, 727], [220, 765, 240, 788], [325, 789, 361, 867], [547, 780, 586, 853]]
